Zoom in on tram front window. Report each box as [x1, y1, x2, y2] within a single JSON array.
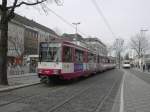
[[40, 43, 61, 62]]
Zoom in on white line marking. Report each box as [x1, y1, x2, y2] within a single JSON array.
[[120, 72, 125, 112]]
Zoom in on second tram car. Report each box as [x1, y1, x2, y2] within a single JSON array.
[[38, 38, 116, 83]]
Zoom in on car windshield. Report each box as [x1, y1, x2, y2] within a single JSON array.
[[124, 62, 130, 64], [39, 43, 61, 62]]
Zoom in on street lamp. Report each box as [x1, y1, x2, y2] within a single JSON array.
[[72, 22, 80, 34], [140, 28, 148, 55], [140, 28, 148, 69], [140, 28, 148, 37], [140, 27, 148, 38]]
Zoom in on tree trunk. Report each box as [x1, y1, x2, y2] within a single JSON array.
[[0, 10, 9, 85]]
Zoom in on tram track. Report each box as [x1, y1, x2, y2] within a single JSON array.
[[47, 71, 123, 112], [47, 86, 93, 112], [0, 69, 123, 112], [94, 74, 122, 112], [0, 75, 99, 108], [0, 85, 67, 107]]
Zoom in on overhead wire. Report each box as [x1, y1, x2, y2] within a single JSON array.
[[46, 7, 87, 37], [91, 0, 116, 39]]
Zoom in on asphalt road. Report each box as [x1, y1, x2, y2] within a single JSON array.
[[0, 69, 123, 112]]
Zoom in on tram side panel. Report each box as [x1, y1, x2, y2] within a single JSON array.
[[38, 62, 62, 77]]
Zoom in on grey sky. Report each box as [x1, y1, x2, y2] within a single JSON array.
[[15, 0, 150, 44]]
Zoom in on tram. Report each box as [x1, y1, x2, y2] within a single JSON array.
[[122, 60, 131, 68], [37, 38, 116, 83]]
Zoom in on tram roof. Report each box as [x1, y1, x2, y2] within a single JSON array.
[[42, 37, 98, 53]]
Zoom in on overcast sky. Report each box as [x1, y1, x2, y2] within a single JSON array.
[[14, 0, 150, 44]]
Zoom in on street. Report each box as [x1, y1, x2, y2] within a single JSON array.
[[0, 69, 123, 112], [0, 69, 150, 112]]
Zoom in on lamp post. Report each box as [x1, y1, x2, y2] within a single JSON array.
[[140, 28, 148, 56], [72, 22, 80, 34], [140, 28, 148, 69], [140, 28, 148, 40], [72, 22, 81, 45]]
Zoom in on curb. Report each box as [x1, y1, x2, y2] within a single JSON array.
[[8, 74, 37, 78], [133, 68, 150, 75], [0, 82, 40, 93]]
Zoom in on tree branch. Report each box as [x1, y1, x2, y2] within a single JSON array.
[[55, 0, 64, 6], [9, 36, 22, 57], [7, 0, 18, 20], [8, 0, 47, 9]]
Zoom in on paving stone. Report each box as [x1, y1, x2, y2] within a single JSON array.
[[123, 70, 150, 112]]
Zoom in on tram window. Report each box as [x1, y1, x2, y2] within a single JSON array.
[[108, 59, 110, 63], [97, 56, 100, 63], [83, 52, 87, 62], [63, 46, 72, 62], [75, 49, 84, 63], [99, 56, 101, 63], [102, 57, 104, 63], [88, 53, 94, 63], [94, 54, 97, 63], [100, 57, 102, 63], [105, 58, 109, 63], [42, 47, 61, 62], [39, 43, 61, 62], [104, 58, 106, 63]]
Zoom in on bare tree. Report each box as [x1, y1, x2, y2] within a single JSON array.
[[8, 36, 24, 57], [107, 44, 113, 56], [113, 38, 124, 69], [130, 33, 149, 58], [0, 0, 62, 85]]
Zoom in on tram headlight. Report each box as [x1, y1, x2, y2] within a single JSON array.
[[38, 69, 43, 74], [53, 69, 60, 74]]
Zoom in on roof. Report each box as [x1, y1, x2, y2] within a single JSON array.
[[0, 12, 57, 36], [84, 37, 106, 47], [14, 14, 57, 35], [61, 33, 85, 41]]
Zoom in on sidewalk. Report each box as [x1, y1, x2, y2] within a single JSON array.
[[111, 69, 150, 112], [0, 73, 40, 92], [132, 67, 150, 75], [124, 70, 150, 112]]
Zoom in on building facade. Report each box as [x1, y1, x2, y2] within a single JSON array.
[[132, 54, 150, 70], [0, 13, 58, 64], [24, 27, 38, 55], [84, 37, 108, 56]]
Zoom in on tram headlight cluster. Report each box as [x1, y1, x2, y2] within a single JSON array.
[[38, 69, 43, 74], [53, 69, 60, 75]]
